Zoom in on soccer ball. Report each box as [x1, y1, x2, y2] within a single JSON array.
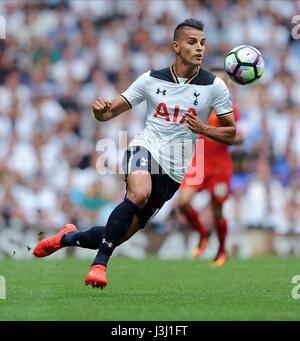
[[224, 45, 264, 85]]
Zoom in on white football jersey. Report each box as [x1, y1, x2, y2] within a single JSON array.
[[121, 66, 232, 183]]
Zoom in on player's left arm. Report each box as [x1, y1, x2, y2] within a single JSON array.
[[227, 105, 244, 145], [186, 111, 236, 145], [186, 76, 239, 145]]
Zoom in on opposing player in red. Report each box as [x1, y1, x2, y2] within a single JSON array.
[[177, 68, 243, 266]]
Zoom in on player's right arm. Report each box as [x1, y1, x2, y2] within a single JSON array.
[[92, 96, 130, 122], [92, 71, 150, 122]]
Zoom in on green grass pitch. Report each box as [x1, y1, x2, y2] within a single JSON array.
[[1, 257, 300, 320]]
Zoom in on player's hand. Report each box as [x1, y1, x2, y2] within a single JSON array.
[[92, 97, 112, 120], [185, 111, 207, 134]]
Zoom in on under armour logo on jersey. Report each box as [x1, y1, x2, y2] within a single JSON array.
[[193, 91, 200, 105], [141, 157, 148, 166], [102, 238, 113, 248], [156, 88, 166, 95]]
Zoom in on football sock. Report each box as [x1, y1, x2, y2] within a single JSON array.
[[185, 206, 208, 240], [61, 226, 105, 250], [92, 198, 140, 266], [215, 217, 228, 254]]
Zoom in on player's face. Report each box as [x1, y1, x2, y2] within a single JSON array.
[[173, 28, 206, 66]]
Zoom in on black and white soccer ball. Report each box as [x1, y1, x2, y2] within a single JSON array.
[[224, 45, 265, 85]]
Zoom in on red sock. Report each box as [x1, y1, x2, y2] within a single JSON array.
[[185, 207, 208, 239], [215, 218, 228, 254]]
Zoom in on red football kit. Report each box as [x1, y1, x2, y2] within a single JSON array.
[[181, 104, 239, 204]]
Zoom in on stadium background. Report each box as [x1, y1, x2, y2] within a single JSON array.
[[1, 0, 300, 260]]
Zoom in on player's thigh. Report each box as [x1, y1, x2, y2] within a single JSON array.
[[127, 171, 152, 207], [135, 173, 180, 229]]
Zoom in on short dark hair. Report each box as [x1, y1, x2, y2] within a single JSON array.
[[174, 18, 204, 40]]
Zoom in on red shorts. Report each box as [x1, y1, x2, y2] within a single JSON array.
[[181, 168, 231, 204]]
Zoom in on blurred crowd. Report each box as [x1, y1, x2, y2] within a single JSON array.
[[1, 0, 300, 235]]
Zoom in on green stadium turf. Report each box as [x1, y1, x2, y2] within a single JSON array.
[[0, 257, 300, 320]]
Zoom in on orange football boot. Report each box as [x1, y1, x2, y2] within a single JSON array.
[[33, 224, 77, 257], [192, 237, 208, 258], [85, 265, 107, 289], [211, 251, 227, 266]]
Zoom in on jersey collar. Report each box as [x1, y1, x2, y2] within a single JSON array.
[[170, 65, 200, 84]]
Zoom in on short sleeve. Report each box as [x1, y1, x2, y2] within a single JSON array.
[[211, 77, 233, 116], [121, 71, 150, 108]]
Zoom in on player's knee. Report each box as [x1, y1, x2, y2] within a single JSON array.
[[127, 189, 150, 208]]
